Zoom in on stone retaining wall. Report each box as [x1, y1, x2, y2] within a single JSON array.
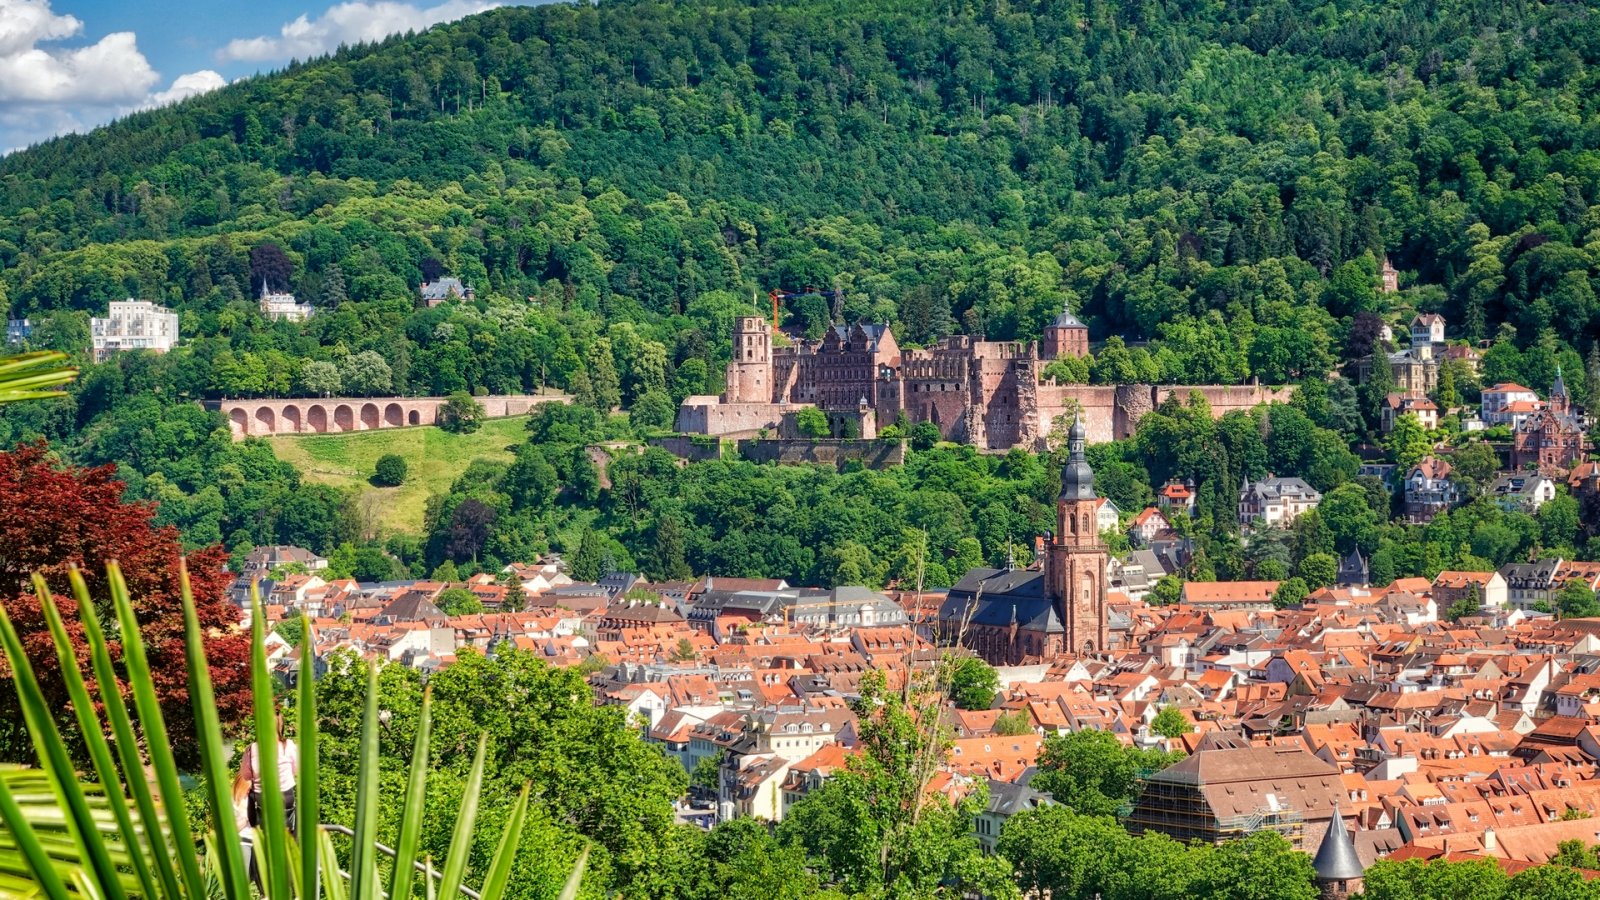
[[209, 394, 567, 440]]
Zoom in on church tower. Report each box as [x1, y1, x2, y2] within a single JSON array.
[[724, 316, 773, 403], [1047, 415, 1108, 654]]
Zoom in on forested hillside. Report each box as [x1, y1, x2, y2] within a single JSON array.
[[7, 0, 1600, 353], [1, 0, 1599, 583]]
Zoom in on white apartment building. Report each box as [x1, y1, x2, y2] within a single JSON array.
[[1481, 382, 1540, 426], [90, 300, 178, 361]]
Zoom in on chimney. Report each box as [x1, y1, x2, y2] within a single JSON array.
[[1482, 827, 1496, 852]]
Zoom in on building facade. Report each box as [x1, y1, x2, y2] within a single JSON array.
[[679, 318, 1293, 450], [260, 287, 315, 322], [1512, 372, 1586, 472], [90, 300, 178, 361], [420, 277, 474, 307], [1382, 394, 1438, 432], [1490, 473, 1557, 512], [1125, 737, 1344, 850], [1403, 457, 1459, 523], [1041, 306, 1090, 360], [1482, 383, 1540, 426], [1238, 476, 1322, 527]]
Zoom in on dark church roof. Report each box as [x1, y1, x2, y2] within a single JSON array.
[[827, 322, 890, 352], [378, 591, 445, 623], [941, 567, 1062, 634]]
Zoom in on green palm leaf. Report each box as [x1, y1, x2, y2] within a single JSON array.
[[0, 562, 572, 900], [0, 351, 76, 404]]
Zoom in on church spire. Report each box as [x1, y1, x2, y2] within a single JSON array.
[[1059, 413, 1096, 500]]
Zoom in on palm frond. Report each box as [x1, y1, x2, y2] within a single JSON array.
[[0, 562, 578, 899], [0, 352, 77, 404]]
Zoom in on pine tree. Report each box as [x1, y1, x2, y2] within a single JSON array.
[[1358, 347, 1397, 436], [321, 262, 347, 308], [571, 529, 606, 582], [1436, 362, 1459, 409], [587, 338, 622, 411], [568, 367, 596, 408], [1586, 344, 1600, 408], [652, 514, 691, 580]]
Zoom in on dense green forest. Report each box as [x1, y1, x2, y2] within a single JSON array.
[[3, 0, 1600, 586]]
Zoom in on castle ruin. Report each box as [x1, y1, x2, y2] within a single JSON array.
[[677, 315, 1293, 449]]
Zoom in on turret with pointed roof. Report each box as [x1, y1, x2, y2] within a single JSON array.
[[1312, 806, 1365, 900], [1337, 548, 1369, 589]]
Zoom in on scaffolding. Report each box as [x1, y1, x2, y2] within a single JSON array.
[[1125, 777, 1308, 847]]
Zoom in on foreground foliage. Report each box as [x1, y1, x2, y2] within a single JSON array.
[[0, 565, 581, 899], [0, 443, 247, 767], [307, 647, 685, 899]]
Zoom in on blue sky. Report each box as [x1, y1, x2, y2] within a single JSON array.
[[0, 0, 519, 152]]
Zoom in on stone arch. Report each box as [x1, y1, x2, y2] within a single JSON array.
[[253, 406, 276, 436], [282, 405, 302, 433], [307, 404, 328, 433], [229, 408, 248, 438], [360, 403, 380, 430], [408, 409, 421, 425], [333, 404, 354, 432], [384, 403, 404, 427]]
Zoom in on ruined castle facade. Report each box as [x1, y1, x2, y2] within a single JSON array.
[[677, 316, 1293, 450]]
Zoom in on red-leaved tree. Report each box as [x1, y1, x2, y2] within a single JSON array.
[[0, 442, 250, 767]]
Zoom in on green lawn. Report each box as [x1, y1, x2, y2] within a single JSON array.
[[268, 417, 528, 534]]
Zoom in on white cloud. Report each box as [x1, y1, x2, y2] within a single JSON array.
[[0, 0, 78, 57], [144, 69, 227, 108], [0, 0, 229, 153], [219, 0, 500, 63], [0, 0, 157, 103]]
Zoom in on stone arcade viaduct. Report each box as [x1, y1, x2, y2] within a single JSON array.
[[211, 395, 566, 440]]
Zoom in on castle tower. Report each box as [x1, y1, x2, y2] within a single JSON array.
[[1312, 806, 1365, 900], [1380, 256, 1399, 293], [1042, 304, 1090, 360], [724, 316, 773, 403], [1552, 366, 1570, 415], [1047, 415, 1108, 654]]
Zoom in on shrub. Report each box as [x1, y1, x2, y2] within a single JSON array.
[[438, 391, 484, 434], [372, 453, 408, 486]]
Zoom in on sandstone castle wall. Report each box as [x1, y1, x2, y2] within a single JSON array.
[[677, 319, 1296, 450]]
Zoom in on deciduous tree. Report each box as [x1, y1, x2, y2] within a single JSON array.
[[0, 443, 248, 766]]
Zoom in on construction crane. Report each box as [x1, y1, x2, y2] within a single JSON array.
[[766, 288, 844, 331]]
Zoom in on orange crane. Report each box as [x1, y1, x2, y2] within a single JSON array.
[[766, 288, 844, 331]]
